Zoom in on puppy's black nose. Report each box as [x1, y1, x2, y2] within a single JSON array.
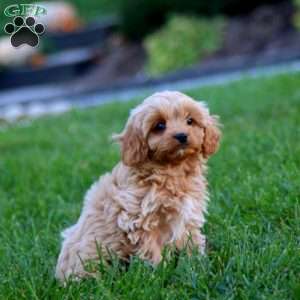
[[173, 133, 188, 144]]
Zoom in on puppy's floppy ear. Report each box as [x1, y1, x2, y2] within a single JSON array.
[[113, 118, 148, 167], [202, 115, 221, 158]]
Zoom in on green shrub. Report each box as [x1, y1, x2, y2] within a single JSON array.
[[293, 0, 300, 30], [144, 15, 225, 76], [119, 0, 286, 39]]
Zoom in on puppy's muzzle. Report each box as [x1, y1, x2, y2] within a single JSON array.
[[173, 133, 188, 144]]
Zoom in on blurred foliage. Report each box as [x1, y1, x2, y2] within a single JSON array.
[[0, 0, 120, 37], [144, 15, 225, 76], [67, 0, 119, 20], [293, 0, 300, 30], [119, 0, 285, 39]]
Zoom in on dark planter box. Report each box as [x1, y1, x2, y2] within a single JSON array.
[[0, 48, 96, 90], [45, 16, 118, 50], [0, 17, 119, 90]]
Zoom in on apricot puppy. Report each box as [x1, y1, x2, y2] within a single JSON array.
[[56, 91, 221, 281]]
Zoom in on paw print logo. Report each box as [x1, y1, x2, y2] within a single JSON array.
[[4, 16, 45, 48]]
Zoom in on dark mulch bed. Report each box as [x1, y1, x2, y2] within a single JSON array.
[[63, 1, 300, 94]]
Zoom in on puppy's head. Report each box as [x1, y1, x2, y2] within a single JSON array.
[[114, 91, 221, 167]]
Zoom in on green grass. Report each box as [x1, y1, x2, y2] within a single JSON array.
[[1, 73, 300, 299]]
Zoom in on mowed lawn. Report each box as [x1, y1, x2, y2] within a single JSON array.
[[0, 73, 300, 299]]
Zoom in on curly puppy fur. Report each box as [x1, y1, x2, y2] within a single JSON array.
[[55, 91, 221, 281]]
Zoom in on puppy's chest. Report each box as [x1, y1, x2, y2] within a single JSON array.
[[140, 179, 201, 233], [141, 176, 190, 214], [117, 175, 204, 243]]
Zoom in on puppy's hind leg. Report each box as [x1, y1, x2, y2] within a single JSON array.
[[55, 219, 105, 282], [55, 224, 87, 281]]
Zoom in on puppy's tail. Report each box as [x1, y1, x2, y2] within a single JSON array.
[[61, 224, 77, 239], [111, 133, 122, 143]]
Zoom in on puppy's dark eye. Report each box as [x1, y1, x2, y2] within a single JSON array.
[[187, 117, 193, 125], [154, 121, 166, 131]]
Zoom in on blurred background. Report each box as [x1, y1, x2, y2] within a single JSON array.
[[0, 0, 300, 114]]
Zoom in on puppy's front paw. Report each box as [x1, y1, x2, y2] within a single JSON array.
[[176, 231, 206, 256], [150, 251, 162, 266]]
